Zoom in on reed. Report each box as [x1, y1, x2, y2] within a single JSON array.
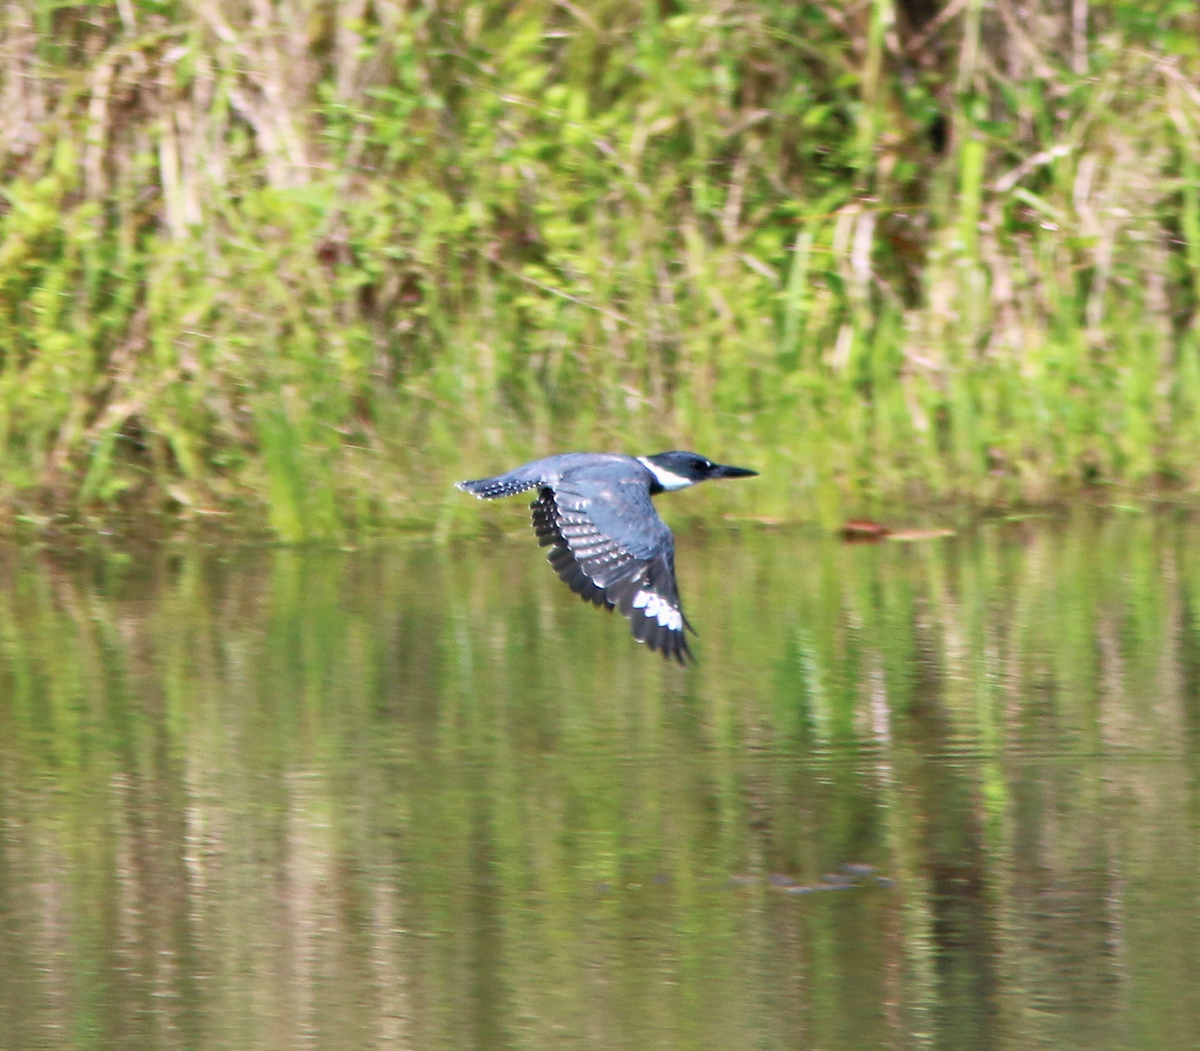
[[0, 0, 1197, 538]]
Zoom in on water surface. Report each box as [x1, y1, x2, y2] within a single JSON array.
[[2, 514, 1199, 1050]]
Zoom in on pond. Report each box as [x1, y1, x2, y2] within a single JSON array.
[[1, 512, 1199, 1050]]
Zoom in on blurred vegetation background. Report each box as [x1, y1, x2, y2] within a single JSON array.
[[0, 0, 1198, 538]]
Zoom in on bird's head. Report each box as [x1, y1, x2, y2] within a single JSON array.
[[638, 451, 759, 492]]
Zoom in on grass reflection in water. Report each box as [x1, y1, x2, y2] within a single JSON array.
[[0, 515, 1199, 1050]]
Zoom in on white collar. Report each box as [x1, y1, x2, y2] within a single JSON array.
[[637, 457, 694, 491]]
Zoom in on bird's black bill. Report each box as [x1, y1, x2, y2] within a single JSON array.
[[712, 463, 758, 479]]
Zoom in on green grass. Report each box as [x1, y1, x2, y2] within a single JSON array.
[[0, 0, 1199, 538]]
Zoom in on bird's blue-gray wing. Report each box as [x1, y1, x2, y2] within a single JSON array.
[[531, 478, 692, 663]]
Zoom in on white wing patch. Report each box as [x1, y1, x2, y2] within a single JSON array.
[[631, 588, 683, 632]]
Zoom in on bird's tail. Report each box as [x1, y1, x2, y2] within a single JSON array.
[[456, 474, 542, 499]]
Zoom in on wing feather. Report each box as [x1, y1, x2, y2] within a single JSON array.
[[531, 485, 692, 663]]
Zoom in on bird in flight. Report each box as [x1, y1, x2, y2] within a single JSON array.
[[457, 451, 758, 663]]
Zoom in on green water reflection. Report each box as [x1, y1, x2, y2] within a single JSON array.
[[2, 515, 1200, 1050]]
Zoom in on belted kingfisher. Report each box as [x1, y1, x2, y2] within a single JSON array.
[[457, 452, 758, 663]]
